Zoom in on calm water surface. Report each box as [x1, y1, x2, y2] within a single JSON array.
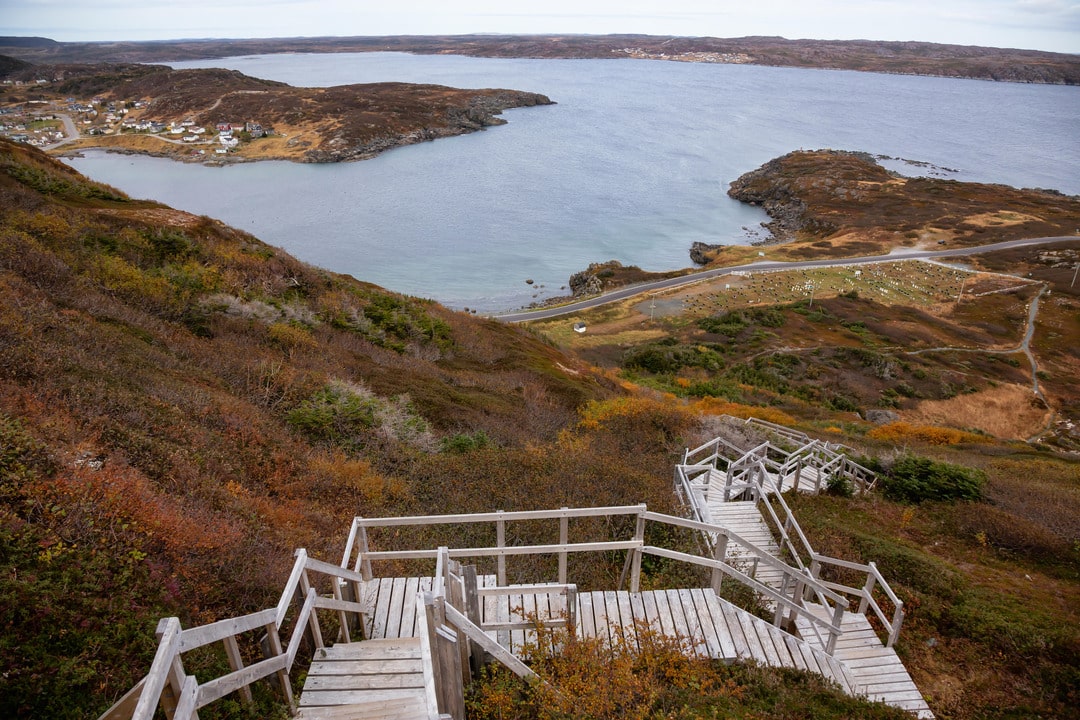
[[66, 53, 1080, 311]]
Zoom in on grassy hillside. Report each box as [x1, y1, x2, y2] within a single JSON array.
[[0, 138, 670, 718], [1, 139, 1077, 719]]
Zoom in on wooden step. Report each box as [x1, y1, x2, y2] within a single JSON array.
[[299, 636, 430, 716], [296, 691, 428, 719]]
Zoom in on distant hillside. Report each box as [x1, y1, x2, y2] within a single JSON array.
[[2, 34, 1078, 84], [0, 36, 57, 48], [0, 54, 32, 78]]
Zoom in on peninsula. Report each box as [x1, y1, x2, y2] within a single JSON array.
[[0, 60, 552, 163]]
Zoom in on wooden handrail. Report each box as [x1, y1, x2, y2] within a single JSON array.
[[354, 505, 646, 528], [101, 548, 371, 720]]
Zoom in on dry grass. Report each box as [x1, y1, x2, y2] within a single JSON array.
[[964, 211, 1044, 228], [903, 383, 1050, 439]]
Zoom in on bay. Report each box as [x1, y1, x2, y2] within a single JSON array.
[[65, 53, 1080, 311]]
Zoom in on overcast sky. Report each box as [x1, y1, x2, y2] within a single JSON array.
[[2, 0, 1078, 54]]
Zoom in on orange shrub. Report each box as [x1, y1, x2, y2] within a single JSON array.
[[690, 398, 797, 426]]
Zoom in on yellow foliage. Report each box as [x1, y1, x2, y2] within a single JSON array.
[[577, 396, 687, 430], [93, 254, 172, 305], [309, 450, 404, 504], [267, 322, 317, 353], [867, 421, 992, 445], [690, 398, 797, 426]]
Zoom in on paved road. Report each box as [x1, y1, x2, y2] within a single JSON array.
[[42, 113, 81, 150], [495, 235, 1080, 323]]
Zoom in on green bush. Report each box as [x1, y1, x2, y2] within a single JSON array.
[[440, 431, 492, 454], [286, 383, 377, 444], [881, 455, 986, 504]]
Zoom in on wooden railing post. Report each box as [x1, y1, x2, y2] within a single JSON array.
[[558, 507, 569, 584], [773, 573, 790, 627], [435, 625, 466, 720], [221, 635, 253, 705], [357, 523, 373, 581], [330, 576, 351, 644], [566, 585, 577, 638], [425, 592, 465, 720], [463, 565, 483, 678], [630, 508, 646, 593], [296, 566, 324, 651], [858, 566, 878, 615], [827, 601, 845, 656], [496, 511, 506, 586], [711, 532, 728, 595], [262, 621, 294, 709], [133, 617, 182, 720]]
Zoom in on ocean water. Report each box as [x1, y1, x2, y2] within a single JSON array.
[[65, 53, 1080, 311]]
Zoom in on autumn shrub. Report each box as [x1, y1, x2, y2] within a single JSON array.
[[467, 619, 909, 720], [690, 398, 797, 427], [867, 421, 992, 445]]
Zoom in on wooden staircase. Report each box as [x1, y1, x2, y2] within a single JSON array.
[[297, 637, 431, 720], [796, 607, 934, 719]]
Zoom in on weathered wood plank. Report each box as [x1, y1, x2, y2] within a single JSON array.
[[651, 589, 675, 639], [307, 659, 423, 675], [302, 673, 425, 691], [687, 589, 722, 659], [639, 590, 660, 634], [702, 592, 738, 660], [718, 598, 753, 660], [385, 577, 408, 640], [617, 591, 637, 650], [400, 577, 421, 638], [664, 589, 692, 646], [578, 591, 596, 640], [592, 591, 611, 647], [369, 579, 392, 639], [298, 688, 430, 707], [676, 589, 707, 658]]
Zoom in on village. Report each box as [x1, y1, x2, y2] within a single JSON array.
[[0, 75, 268, 157]]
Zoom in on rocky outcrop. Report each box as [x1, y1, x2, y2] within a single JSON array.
[[569, 260, 626, 297], [728, 153, 836, 241], [690, 241, 722, 265]]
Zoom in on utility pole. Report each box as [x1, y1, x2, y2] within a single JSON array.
[[956, 277, 967, 306], [1072, 262, 1079, 288]]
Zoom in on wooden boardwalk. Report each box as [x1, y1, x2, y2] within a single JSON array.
[[347, 578, 852, 690]]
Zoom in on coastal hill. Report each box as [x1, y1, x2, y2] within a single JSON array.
[[1, 140, 1077, 719], [2, 33, 1078, 85], [724, 149, 1080, 256], [0, 61, 552, 162]]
